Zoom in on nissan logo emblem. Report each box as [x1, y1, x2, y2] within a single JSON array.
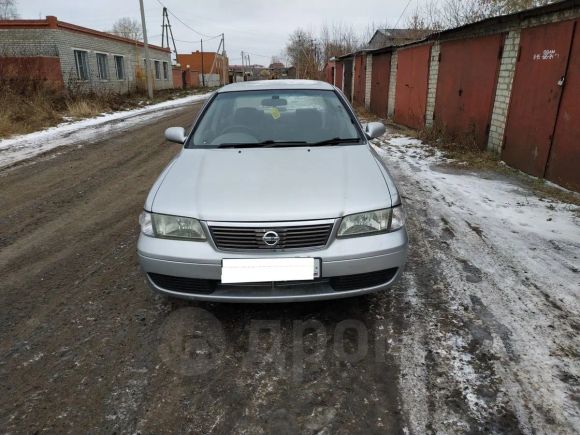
[[262, 230, 280, 246]]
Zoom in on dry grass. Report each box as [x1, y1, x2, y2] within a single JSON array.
[[0, 76, 206, 140], [65, 100, 107, 118]]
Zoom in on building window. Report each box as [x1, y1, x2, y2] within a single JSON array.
[[163, 61, 169, 80], [74, 50, 89, 80], [114, 55, 125, 80], [154, 60, 161, 80], [96, 53, 109, 80]]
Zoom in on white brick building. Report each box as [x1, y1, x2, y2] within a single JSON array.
[[0, 16, 173, 93]]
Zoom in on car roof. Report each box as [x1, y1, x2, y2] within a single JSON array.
[[217, 79, 335, 93]]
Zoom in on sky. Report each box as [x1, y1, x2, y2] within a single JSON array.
[[17, 0, 417, 66]]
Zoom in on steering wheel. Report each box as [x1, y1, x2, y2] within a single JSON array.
[[221, 125, 258, 137]]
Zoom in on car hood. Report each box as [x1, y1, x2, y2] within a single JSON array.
[[150, 145, 392, 222]]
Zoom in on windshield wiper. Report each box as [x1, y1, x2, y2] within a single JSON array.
[[218, 140, 307, 149], [217, 143, 266, 148], [308, 137, 362, 146]]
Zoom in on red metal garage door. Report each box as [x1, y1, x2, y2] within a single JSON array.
[[335, 62, 344, 91], [394, 44, 431, 129], [353, 54, 366, 107], [343, 58, 353, 102], [370, 53, 391, 118], [502, 21, 575, 177], [434, 34, 504, 149], [545, 20, 580, 191]]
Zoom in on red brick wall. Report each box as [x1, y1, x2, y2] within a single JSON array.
[[0, 56, 64, 89]]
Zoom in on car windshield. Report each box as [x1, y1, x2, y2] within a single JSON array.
[[189, 89, 362, 147]]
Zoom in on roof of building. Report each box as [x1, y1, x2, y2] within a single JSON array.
[[218, 79, 334, 93], [335, 0, 580, 59], [0, 16, 169, 52]]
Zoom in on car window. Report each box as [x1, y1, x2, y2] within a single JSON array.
[[189, 89, 361, 147]]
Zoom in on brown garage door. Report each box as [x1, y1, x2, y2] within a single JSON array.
[[545, 20, 580, 191], [335, 62, 344, 91], [353, 54, 366, 107], [434, 34, 504, 149], [370, 53, 391, 118], [394, 44, 431, 129], [502, 21, 575, 177]]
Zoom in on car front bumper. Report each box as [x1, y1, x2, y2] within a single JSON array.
[[137, 227, 408, 303]]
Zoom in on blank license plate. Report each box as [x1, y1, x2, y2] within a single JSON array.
[[221, 258, 320, 284]]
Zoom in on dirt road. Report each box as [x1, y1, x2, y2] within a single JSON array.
[[0, 105, 578, 434]]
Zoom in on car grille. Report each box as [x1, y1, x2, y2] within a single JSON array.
[[208, 223, 334, 251], [148, 273, 217, 294], [330, 268, 398, 291], [148, 268, 398, 295]]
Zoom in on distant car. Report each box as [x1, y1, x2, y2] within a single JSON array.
[[138, 79, 408, 302]]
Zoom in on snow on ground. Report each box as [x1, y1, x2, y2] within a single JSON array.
[[0, 93, 211, 169], [373, 131, 580, 433]]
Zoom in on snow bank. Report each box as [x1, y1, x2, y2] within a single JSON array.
[[0, 93, 211, 169]]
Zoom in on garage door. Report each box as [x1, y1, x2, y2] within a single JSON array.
[[545, 20, 580, 191], [502, 21, 575, 177], [353, 54, 366, 107], [434, 34, 504, 149], [343, 58, 353, 102], [370, 53, 391, 118], [335, 62, 344, 91], [394, 44, 431, 129]]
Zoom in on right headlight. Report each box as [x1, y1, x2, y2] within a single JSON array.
[[337, 205, 405, 238], [139, 211, 206, 240]]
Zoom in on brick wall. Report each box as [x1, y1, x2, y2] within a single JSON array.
[[364, 54, 372, 109], [54, 29, 172, 93], [387, 52, 397, 118], [0, 56, 64, 88], [425, 42, 440, 128], [0, 26, 173, 94], [487, 30, 521, 152]]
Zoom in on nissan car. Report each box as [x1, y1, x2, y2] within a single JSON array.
[[138, 79, 408, 302]]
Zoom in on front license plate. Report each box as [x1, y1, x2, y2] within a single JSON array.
[[221, 258, 320, 284]]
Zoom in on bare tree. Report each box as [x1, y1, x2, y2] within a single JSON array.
[[413, 0, 554, 30], [286, 29, 322, 79], [110, 17, 142, 41], [0, 0, 18, 19]]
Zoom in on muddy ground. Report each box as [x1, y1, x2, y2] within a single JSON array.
[[0, 104, 578, 434]]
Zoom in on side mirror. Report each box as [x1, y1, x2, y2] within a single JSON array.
[[165, 127, 186, 144], [364, 122, 386, 139]]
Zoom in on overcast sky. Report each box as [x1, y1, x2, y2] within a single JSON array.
[[18, 0, 416, 65]]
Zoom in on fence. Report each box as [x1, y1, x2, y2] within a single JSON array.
[[331, 0, 580, 192]]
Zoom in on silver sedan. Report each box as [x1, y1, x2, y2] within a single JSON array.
[[138, 79, 408, 302]]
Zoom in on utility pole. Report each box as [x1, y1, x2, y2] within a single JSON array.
[[200, 39, 205, 87], [222, 33, 227, 85], [241, 50, 245, 81], [139, 0, 153, 99]]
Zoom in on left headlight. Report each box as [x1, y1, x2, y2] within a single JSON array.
[[139, 211, 206, 240], [337, 206, 405, 238]]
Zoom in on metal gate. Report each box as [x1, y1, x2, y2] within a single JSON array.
[[545, 20, 580, 191], [335, 62, 344, 90], [353, 54, 366, 107], [370, 52, 391, 118], [434, 34, 504, 149], [502, 21, 575, 177], [394, 44, 431, 129], [343, 58, 353, 102]]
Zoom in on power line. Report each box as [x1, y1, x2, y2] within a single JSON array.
[[154, 0, 222, 39], [393, 0, 414, 29], [244, 51, 271, 59]]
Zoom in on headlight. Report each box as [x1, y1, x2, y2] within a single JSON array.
[[139, 211, 206, 240], [337, 206, 405, 238]]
